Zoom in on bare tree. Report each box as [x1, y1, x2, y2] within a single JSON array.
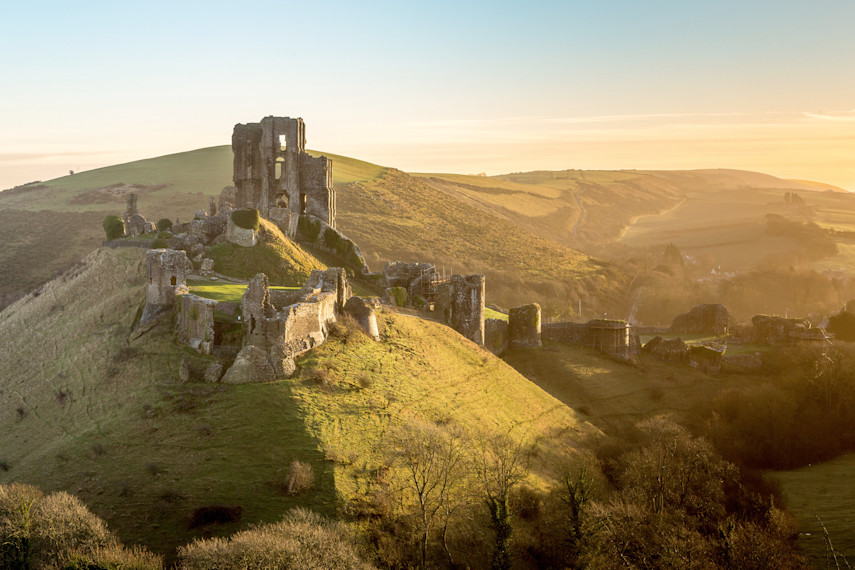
[[389, 419, 467, 569]]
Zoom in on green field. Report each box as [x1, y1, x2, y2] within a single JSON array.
[[774, 453, 855, 566]]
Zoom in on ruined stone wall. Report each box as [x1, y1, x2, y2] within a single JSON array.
[[176, 294, 217, 354], [141, 249, 191, 323], [299, 154, 335, 228], [222, 267, 375, 384], [485, 318, 509, 355], [542, 319, 633, 359], [509, 303, 541, 347], [449, 274, 485, 345]]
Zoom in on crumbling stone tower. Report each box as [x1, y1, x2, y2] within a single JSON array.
[[232, 116, 335, 238], [449, 275, 486, 345], [140, 249, 191, 323]]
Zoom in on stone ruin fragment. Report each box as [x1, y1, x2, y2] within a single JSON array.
[[122, 193, 156, 237]]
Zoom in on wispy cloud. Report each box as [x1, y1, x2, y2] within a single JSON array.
[[803, 110, 855, 122]]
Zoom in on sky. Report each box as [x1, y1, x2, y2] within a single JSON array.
[[1, 0, 854, 190]]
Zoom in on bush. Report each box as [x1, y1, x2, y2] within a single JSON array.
[[151, 238, 169, 248], [285, 460, 315, 495], [102, 215, 124, 240], [156, 218, 173, 232], [178, 508, 373, 570], [63, 544, 163, 569], [230, 208, 260, 231], [0, 483, 114, 569], [298, 215, 322, 242], [389, 287, 407, 307]]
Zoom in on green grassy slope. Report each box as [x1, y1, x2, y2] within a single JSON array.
[[290, 313, 595, 502], [503, 342, 755, 433], [773, 453, 855, 565], [0, 147, 384, 308], [0, 247, 595, 558], [208, 218, 326, 285], [0, 146, 618, 313]]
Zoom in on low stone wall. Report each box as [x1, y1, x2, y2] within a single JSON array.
[[542, 322, 590, 344], [102, 239, 154, 249]]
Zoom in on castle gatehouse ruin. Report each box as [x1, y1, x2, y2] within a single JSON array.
[[231, 116, 335, 239]]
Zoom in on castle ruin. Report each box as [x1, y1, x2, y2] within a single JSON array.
[[231, 116, 335, 239]]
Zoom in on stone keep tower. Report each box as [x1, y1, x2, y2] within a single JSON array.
[[232, 116, 335, 238]]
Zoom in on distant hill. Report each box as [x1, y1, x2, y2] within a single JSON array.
[[0, 246, 595, 557]]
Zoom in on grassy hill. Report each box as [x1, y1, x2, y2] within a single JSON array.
[[2, 143, 850, 316], [0, 246, 596, 559], [0, 146, 620, 315], [415, 168, 853, 273]]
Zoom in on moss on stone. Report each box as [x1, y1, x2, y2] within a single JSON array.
[[230, 209, 260, 231]]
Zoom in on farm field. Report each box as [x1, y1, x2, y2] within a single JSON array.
[[774, 453, 855, 566]]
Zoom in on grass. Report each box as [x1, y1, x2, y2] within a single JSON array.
[[502, 341, 755, 433], [187, 280, 299, 303], [207, 218, 325, 285], [0, 248, 337, 561], [0, 246, 595, 561], [288, 311, 595, 503], [335, 167, 617, 310], [772, 453, 855, 566], [485, 307, 508, 321]]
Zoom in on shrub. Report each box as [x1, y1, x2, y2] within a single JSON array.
[[356, 371, 374, 389], [0, 483, 114, 569], [305, 366, 337, 390], [230, 208, 260, 230], [389, 287, 407, 307], [298, 215, 322, 241], [102, 215, 124, 240], [0, 460, 9, 472], [178, 508, 373, 570], [151, 238, 169, 248], [156, 218, 173, 232], [285, 460, 315, 495], [63, 544, 163, 569]]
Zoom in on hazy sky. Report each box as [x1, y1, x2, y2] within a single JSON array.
[[1, 0, 854, 190]]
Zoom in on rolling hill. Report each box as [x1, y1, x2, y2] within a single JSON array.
[[2, 144, 851, 321], [0, 246, 596, 559], [0, 146, 617, 315]]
